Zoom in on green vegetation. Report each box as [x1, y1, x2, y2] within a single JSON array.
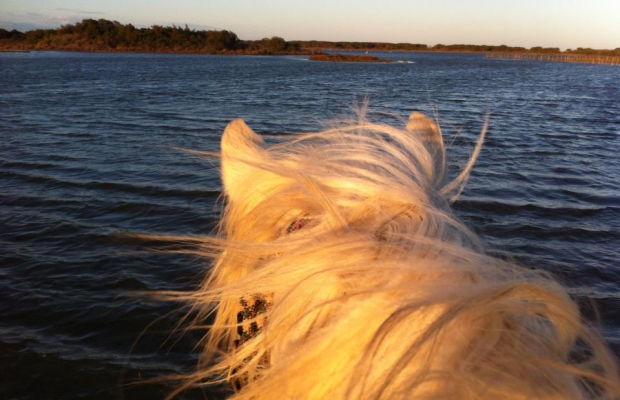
[[0, 19, 311, 54], [564, 47, 620, 56], [1, 18, 619, 57], [294, 40, 428, 51], [309, 53, 392, 63]]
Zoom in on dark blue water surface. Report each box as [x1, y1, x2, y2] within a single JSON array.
[[1, 51, 619, 399]]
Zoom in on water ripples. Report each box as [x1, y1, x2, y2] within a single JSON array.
[[1, 51, 619, 399]]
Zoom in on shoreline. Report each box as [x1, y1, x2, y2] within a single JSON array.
[[2, 19, 617, 61], [2, 47, 619, 65], [0, 46, 320, 56], [0, 46, 570, 56]]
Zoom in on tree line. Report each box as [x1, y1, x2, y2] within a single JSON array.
[[1, 18, 618, 56], [0, 19, 307, 54]]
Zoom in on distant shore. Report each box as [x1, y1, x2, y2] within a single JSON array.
[[2, 18, 619, 66], [485, 52, 620, 66], [2, 44, 619, 59], [3, 47, 618, 66], [2, 18, 619, 60]]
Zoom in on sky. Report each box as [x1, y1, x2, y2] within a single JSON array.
[[1, 0, 619, 50]]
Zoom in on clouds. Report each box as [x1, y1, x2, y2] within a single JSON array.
[[0, 21, 47, 32], [0, 7, 218, 33], [54, 8, 105, 15], [0, 8, 106, 32], [0, 0, 618, 48]]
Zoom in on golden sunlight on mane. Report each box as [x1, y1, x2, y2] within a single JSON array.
[[163, 111, 619, 400]]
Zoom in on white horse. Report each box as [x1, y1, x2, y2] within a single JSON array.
[[167, 111, 619, 400]]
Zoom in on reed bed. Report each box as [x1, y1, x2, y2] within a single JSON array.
[[485, 52, 620, 65]]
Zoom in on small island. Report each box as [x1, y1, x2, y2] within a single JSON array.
[[309, 53, 392, 63]]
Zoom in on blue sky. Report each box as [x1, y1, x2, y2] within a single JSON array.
[[1, 0, 618, 49]]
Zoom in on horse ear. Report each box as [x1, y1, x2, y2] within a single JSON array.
[[406, 112, 446, 184], [406, 112, 441, 142], [220, 119, 270, 203]]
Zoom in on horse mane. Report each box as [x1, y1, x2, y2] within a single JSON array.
[[165, 111, 619, 399]]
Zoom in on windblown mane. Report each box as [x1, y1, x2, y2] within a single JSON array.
[[168, 111, 619, 399]]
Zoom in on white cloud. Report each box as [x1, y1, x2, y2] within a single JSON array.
[[54, 8, 105, 15], [0, 10, 107, 32]]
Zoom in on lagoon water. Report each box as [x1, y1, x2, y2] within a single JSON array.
[[1, 51, 619, 399]]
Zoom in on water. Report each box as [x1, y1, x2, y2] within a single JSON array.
[[1, 51, 619, 399]]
